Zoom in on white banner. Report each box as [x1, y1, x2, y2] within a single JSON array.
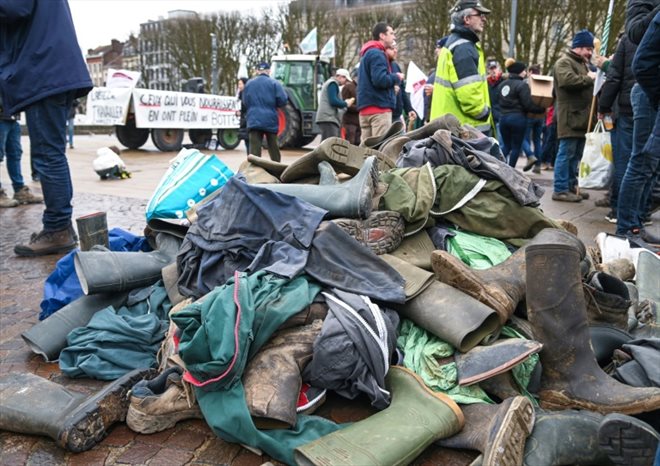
[[320, 35, 335, 58], [106, 68, 141, 88], [87, 87, 132, 125], [405, 61, 427, 118], [132, 89, 240, 129], [300, 27, 317, 54]]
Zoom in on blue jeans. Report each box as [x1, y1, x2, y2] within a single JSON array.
[[609, 114, 633, 214], [67, 117, 74, 148], [499, 113, 527, 168], [616, 84, 659, 234], [523, 117, 544, 163], [554, 137, 585, 193], [25, 91, 75, 231], [0, 119, 24, 192]]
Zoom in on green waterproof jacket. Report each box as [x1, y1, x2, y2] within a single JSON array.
[[553, 49, 595, 139], [430, 27, 494, 134]]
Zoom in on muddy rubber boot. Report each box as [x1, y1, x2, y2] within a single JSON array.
[[523, 409, 614, 466], [261, 155, 379, 219], [294, 365, 464, 466], [398, 280, 501, 353], [243, 321, 323, 429], [583, 271, 632, 330], [0, 368, 154, 452], [636, 250, 660, 305], [479, 372, 524, 401], [360, 120, 405, 150], [525, 241, 660, 415], [280, 137, 385, 182], [406, 114, 462, 140], [432, 228, 583, 324], [74, 232, 181, 295], [437, 397, 535, 466], [598, 413, 660, 466], [378, 135, 411, 163], [75, 211, 109, 252]]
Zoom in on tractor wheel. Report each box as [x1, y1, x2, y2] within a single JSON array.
[[277, 101, 302, 148], [189, 129, 213, 145], [115, 114, 149, 150], [217, 128, 240, 150], [151, 128, 184, 152]]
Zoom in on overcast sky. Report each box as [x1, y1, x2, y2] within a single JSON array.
[[69, 0, 288, 53]]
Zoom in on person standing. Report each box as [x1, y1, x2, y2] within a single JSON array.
[[357, 22, 403, 142], [551, 29, 597, 203], [496, 61, 546, 169], [341, 68, 360, 145], [430, 0, 494, 136], [236, 77, 249, 155], [423, 38, 447, 124], [316, 68, 354, 141], [522, 64, 545, 173], [1, 0, 92, 256], [66, 98, 78, 149], [0, 106, 43, 208], [386, 43, 417, 127], [242, 62, 288, 162]]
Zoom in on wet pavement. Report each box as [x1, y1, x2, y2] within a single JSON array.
[[0, 134, 657, 465]]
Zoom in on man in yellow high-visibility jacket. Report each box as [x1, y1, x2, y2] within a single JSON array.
[[430, 0, 494, 136]]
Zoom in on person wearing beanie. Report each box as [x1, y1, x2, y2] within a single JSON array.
[[495, 61, 546, 168], [551, 29, 597, 202], [430, 0, 494, 136]]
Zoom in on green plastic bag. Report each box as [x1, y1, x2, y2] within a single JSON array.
[[447, 228, 512, 269]]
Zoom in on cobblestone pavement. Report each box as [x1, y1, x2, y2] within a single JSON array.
[[0, 190, 477, 465]]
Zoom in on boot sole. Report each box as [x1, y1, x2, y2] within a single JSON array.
[[126, 403, 203, 434], [598, 413, 659, 466], [539, 391, 660, 416], [332, 211, 405, 255], [483, 397, 535, 466], [431, 251, 512, 323], [14, 242, 77, 257], [58, 368, 156, 452]]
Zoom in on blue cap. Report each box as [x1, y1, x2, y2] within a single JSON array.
[[256, 62, 270, 71], [572, 29, 594, 49]]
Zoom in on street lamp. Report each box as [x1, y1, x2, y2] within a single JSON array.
[[210, 33, 218, 95], [509, 0, 518, 58]]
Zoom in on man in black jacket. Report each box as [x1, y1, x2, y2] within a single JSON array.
[[615, 0, 660, 244]]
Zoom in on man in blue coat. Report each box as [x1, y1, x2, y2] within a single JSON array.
[[242, 62, 288, 162], [0, 0, 92, 256]]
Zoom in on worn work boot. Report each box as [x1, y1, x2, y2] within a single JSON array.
[[438, 396, 535, 466], [294, 365, 464, 466], [0, 188, 18, 207], [523, 409, 614, 466], [399, 280, 501, 352], [525, 240, 660, 414], [432, 228, 583, 324], [551, 191, 582, 202], [598, 413, 660, 466], [74, 232, 180, 295], [126, 367, 202, 434], [378, 135, 411, 163], [261, 155, 379, 219], [13, 186, 43, 204], [583, 271, 632, 330], [281, 137, 384, 182], [14, 225, 78, 257], [0, 368, 154, 452], [243, 320, 323, 429], [360, 120, 405, 150], [330, 210, 405, 255]]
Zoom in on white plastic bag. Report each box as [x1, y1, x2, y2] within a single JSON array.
[[578, 120, 613, 189]]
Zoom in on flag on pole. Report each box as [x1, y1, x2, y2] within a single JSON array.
[[593, 0, 615, 96], [300, 28, 318, 54], [405, 61, 427, 118], [320, 36, 336, 58]]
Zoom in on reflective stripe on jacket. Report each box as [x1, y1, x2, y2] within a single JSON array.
[[430, 29, 493, 133]]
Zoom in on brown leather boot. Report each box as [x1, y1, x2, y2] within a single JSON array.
[[525, 241, 660, 414], [14, 225, 78, 257], [243, 320, 323, 429], [437, 396, 535, 466], [432, 228, 583, 324]]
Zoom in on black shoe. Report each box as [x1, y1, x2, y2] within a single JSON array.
[[605, 211, 617, 224]]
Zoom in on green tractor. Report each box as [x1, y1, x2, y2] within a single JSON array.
[[270, 54, 332, 148]]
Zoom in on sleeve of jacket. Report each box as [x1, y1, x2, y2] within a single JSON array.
[[0, 0, 34, 22], [554, 59, 593, 91], [367, 51, 400, 89], [519, 83, 546, 114], [626, 0, 660, 44], [633, 12, 660, 105], [274, 81, 288, 108], [452, 43, 490, 120], [598, 39, 626, 113], [327, 82, 347, 108]]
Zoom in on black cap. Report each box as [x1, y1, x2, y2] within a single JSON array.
[[452, 0, 491, 14]]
